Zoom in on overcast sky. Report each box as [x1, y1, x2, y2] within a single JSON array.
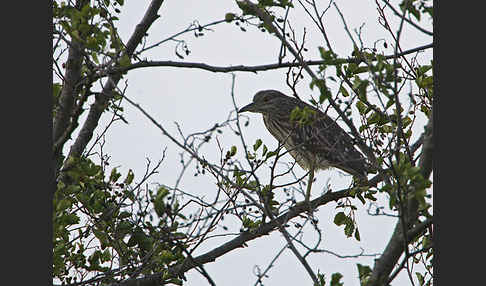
[[69, 1, 433, 285]]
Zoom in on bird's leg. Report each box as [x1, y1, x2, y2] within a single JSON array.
[[305, 167, 315, 206]]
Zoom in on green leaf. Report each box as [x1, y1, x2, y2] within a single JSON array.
[[124, 169, 134, 185], [367, 112, 380, 125], [139, 235, 153, 251], [56, 198, 72, 212], [317, 272, 326, 286], [330, 272, 343, 286], [253, 139, 262, 151], [333, 212, 346, 226], [119, 54, 131, 67], [262, 144, 268, 156], [309, 78, 327, 94], [348, 63, 358, 75], [357, 263, 372, 284], [402, 116, 412, 127], [339, 86, 349, 97], [354, 66, 369, 74], [379, 124, 393, 133], [91, 52, 99, 64], [118, 211, 131, 219], [157, 186, 170, 198], [101, 249, 111, 262], [160, 250, 177, 263], [357, 79, 369, 100], [225, 13, 236, 22], [356, 192, 366, 205], [154, 187, 168, 217], [420, 76, 433, 89], [416, 272, 425, 286], [356, 100, 368, 115], [243, 216, 262, 229], [389, 193, 397, 209], [116, 221, 132, 236], [166, 278, 183, 286], [265, 150, 278, 160], [417, 65, 432, 76], [127, 228, 144, 247], [318, 47, 335, 60], [63, 213, 80, 225], [85, 162, 102, 177], [65, 184, 81, 194], [407, 4, 420, 21], [226, 145, 238, 159], [364, 191, 377, 201], [236, 1, 256, 16], [344, 221, 354, 237], [110, 168, 121, 182], [354, 227, 361, 241], [53, 83, 62, 100], [319, 88, 331, 103]]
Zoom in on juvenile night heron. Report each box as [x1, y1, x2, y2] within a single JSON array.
[[239, 90, 369, 202]]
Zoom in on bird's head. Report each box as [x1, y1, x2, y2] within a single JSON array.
[[238, 90, 289, 115]]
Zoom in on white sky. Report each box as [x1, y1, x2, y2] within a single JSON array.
[[65, 0, 433, 285]]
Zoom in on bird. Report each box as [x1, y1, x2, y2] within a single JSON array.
[[238, 90, 369, 202]]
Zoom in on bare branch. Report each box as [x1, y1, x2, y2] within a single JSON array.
[[312, 247, 381, 259], [107, 43, 432, 75], [381, 0, 433, 36], [333, 3, 358, 48], [277, 223, 319, 284]]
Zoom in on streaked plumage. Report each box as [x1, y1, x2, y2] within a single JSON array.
[[239, 90, 368, 178]]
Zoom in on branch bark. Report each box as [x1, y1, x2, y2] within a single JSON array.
[[64, 0, 165, 161], [106, 187, 357, 286], [103, 43, 431, 75], [52, 41, 83, 145], [52, 0, 89, 170]]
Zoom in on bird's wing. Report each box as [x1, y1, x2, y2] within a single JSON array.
[[290, 114, 368, 176]]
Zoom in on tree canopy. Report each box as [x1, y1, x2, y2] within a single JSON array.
[[52, 1, 433, 285]]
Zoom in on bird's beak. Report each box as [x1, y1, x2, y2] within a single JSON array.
[[238, 102, 257, 113]]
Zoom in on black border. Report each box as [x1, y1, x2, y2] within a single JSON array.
[[6, 0, 50, 284], [434, 0, 479, 284], [49, 0, 54, 285], [432, 0, 438, 284]]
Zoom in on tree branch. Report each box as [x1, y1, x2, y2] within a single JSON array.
[[386, 218, 433, 284], [52, 0, 89, 169], [113, 42, 432, 74], [64, 0, 165, 162], [121, 44, 433, 73], [368, 112, 433, 285], [75, 43, 432, 92], [381, 0, 433, 36], [106, 187, 357, 286]]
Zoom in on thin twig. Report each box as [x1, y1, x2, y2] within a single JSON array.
[[381, 0, 433, 36]]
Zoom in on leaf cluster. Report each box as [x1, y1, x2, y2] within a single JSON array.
[[53, 157, 189, 284]]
